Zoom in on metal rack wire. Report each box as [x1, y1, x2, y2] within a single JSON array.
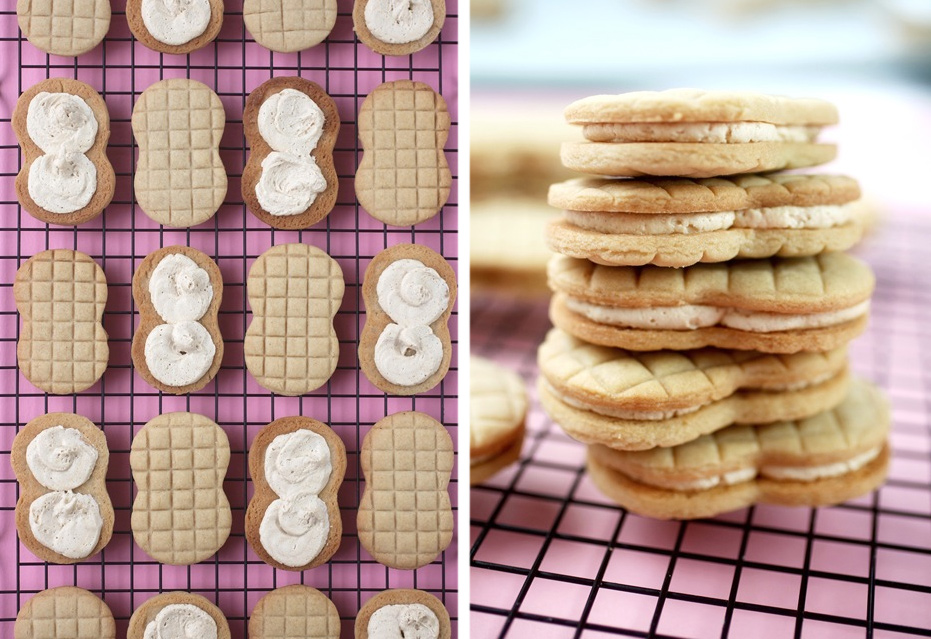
[[0, 1, 458, 637], [470, 213, 931, 638]]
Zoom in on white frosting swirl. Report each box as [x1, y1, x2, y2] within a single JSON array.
[[259, 493, 330, 567], [255, 152, 327, 216], [364, 0, 435, 44], [26, 425, 98, 491], [29, 490, 102, 559], [368, 604, 440, 639], [374, 324, 443, 386], [25, 92, 98, 214], [140, 0, 212, 46], [143, 603, 218, 639], [144, 321, 216, 387], [265, 430, 332, 497], [149, 253, 214, 323], [377, 259, 450, 327], [257, 88, 325, 158]]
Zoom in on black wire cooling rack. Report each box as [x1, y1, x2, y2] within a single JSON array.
[[0, 2, 459, 637], [470, 212, 931, 638]]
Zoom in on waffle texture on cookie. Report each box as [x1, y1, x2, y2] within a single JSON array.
[[358, 412, 454, 570], [244, 0, 337, 52], [16, 0, 110, 56], [14, 249, 108, 394], [244, 243, 344, 395], [249, 585, 340, 639], [14, 587, 115, 639], [130, 413, 232, 565]]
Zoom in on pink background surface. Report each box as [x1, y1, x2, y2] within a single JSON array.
[[471, 179, 931, 635], [0, 1, 458, 637]]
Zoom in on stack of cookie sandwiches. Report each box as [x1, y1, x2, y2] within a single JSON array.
[[539, 89, 889, 519]]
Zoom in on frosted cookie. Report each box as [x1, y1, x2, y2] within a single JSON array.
[[471, 356, 527, 485], [127, 592, 230, 639], [547, 174, 868, 267], [131, 246, 223, 394], [471, 197, 555, 296], [562, 89, 838, 178], [359, 244, 457, 395], [242, 77, 340, 230], [358, 412, 454, 569], [17, 0, 110, 56], [356, 80, 451, 226], [130, 412, 231, 565], [249, 585, 340, 639], [14, 587, 115, 639], [126, 0, 223, 54], [587, 379, 890, 519], [244, 244, 344, 395], [246, 417, 346, 571], [539, 329, 850, 450], [549, 252, 874, 354], [132, 79, 227, 228], [353, 0, 445, 56], [11, 413, 113, 563], [355, 590, 451, 639], [14, 249, 109, 394], [244, 0, 336, 52], [13, 78, 114, 226]]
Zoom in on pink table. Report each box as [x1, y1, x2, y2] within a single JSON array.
[[0, 1, 459, 637], [471, 208, 931, 637]]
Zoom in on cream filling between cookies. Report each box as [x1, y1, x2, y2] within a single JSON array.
[[582, 122, 822, 144], [256, 88, 328, 216], [564, 203, 862, 236], [265, 430, 332, 497], [368, 603, 440, 639], [565, 298, 870, 333], [374, 259, 450, 386], [26, 92, 98, 214], [26, 425, 98, 491], [646, 445, 883, 491], [141, 0, 212, 46], [29, 490, 102, 559], [364, 0, 435, 44], [143, 603, 218, 639], [149, 253, 213, 323]]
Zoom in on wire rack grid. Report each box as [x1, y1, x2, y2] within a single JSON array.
[[0, 1, 459, 637], [470, 210, 931, 638]]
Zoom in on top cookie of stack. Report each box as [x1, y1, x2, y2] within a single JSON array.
[[538, 89, 889, 520]]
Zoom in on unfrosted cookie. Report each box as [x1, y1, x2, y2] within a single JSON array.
[[359, 244, 457, 395], [126, 0, 223, 54], [246, 417, 346, 571], [587, 379, 890, 519], [244, 0, 337, 52], [12, 413, 113, 563], [242, 77, 340, 230], [13, 78, 114, 226], [561, 89, 838, 178], [250, 585, 340, 639], [547, 174, 868, 267], [14, 249, 109, 394], [471, 356, 526, 485], [127, 592, 230, 639], [15, 587, 115, 639], [131, 246, 224, 394], [356, 80, 451, 226], [353, 0, 445, 56], [357, 412, 454, 569], [132, 79, 227, 228], [355, 589, 451, 639], [17, 0, 110, 56], [548, 252, 874, 354]]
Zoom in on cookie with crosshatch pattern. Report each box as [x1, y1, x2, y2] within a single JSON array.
[[16, 0, 110, 56], [14, 587, 115, 639], [129, 412, 231, 565], [13, 248, 109, 394], [244, 243, 345, 395], [355, 80, 451, 226], [470, 356, 527, 485], [354, 589, 451, 639], [244, 0, 337, 52], [249, 585, 340, 639], [357, 412, 454, 570], [127, 592, 230, 639]]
